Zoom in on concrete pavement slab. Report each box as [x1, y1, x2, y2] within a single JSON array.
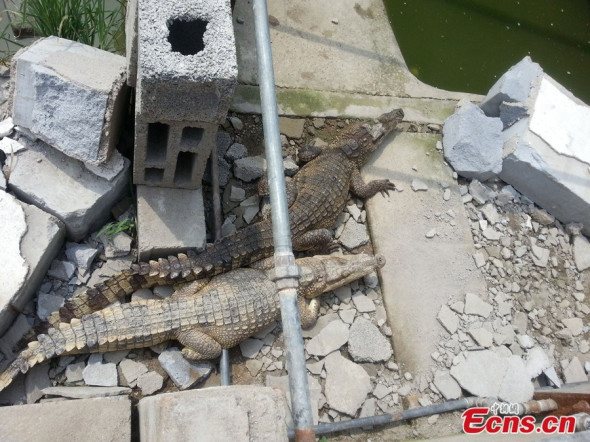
[[362, 132, 487, 374]]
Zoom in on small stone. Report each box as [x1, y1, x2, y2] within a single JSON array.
[[239, 338, 264, 358], [283, 157, 299, 176], [65, 362, 85, 383], [348, 317, 393, 363], [229, 185, 246, 202], [245, 359, 263, 376], [517, 334, 535, 349], [573, 235, 590, 271], [136, 371, 163, 395], [0, 117, 14, 138], [225, 143, 248, 162], [352, 293, 376, 313], [425, 229, 437, 238], [36, 293, 64, 320], [472, 252, 486, 268], [25, 364, 51, 404], [119, 359, 148, 387], [278, 117, 305, 139], [373, 384, 391, 400], [339, 219, 369, 250], [333, 286, 352, 303], [229, 116, 243, 131], [481, 204, 501, 225], [562, 317, 584, 336], [530, 240, 550, 267], [152, 286, 174, 298], [234, 156, 266, 182], [411, 179, 429, 192], [531, 209, 555, 226], [324, 352, 371, 416], [443, 189, 451, 201], [437, 305, 459, 334], [65, 243, 99, 275], [158, 348, 212, 390], [468, 327, 494, 348], [331, 18, 339, 24], [482, 228, 502, 241], [82, 362, 118, 387], [564, 357, 587, 384], [47, 260, 76, 281], [468, 180, 496, 205], [103, 351, 129, 365], [306, 320, 350, 357], [464, 293, 493, 318], [102, 231, 132, 258], [433, 370, 461, 400]]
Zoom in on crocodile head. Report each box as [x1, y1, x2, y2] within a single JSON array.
[[296, 253, 386, 299], [340, 108, 404, 166]]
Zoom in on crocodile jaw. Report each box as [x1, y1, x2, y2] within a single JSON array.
[[297, 254, 386, 298]]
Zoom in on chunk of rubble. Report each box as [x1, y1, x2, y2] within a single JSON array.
[[324, 352, 372, 416], [8, 138, 130, 241], [65, 243, 99, 275], [563, 357, 587, 384], [443, 102, 503, 181], [305, 320, 349, 357], [347, 317, 393, 363], [11, 36, 128, 165], [437, 305, 459, 334], [433, 370, 462, 400], [41, 386, 131, 399], [136, 371, 163, 395], [573, 235, 590, 272], [464, 293, 493, 318], [450, 350, 533, 403], [0, 193, 65, 335], [157, 348, 212, 390], [339, 219, 369, 250]]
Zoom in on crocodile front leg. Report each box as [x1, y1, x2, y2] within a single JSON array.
[[176, 329, 222, 360], [350, 169, 396, 199], [299, 298, 320, 329]]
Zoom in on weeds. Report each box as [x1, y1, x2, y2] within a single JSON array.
[[97, 217, 135, 239], [1, 0, 126, 57]]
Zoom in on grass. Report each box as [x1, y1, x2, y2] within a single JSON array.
[[1, 0, 126, 58], [97, 217, 136, 239]]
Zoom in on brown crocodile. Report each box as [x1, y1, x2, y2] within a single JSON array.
[[33, 109, 402, 333], [1, 253, 385, 392]]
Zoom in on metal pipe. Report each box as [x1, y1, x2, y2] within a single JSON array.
[[252, 0, 314, 440], [287, 397, 560, 439], [210, 141, 230, 386]]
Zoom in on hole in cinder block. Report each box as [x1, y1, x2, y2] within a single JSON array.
[[180, 126, 204, 149], [167, 18, 208, 56], [144, 168, 165, 184], [174, 151, 197, 186], [146, 123, 169, 163]]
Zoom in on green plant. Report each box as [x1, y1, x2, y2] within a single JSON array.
[[97, 217, 135, 239], [16, 0, 126, 52]]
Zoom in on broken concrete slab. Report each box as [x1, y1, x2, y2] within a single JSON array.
[[573, 234, 590, 272], [136, 185, 206, 261], [266, 374, 322, 425], [324, 351, 371, 416], [442, 102, 503, 181], [11, 36, 128, 165], [0, 193, 65, 335], [305, 320, 349, 357], [363, 132, 487, 374], [157, 347, 212, 390], [8, 138, 129, 241], [125, 0, 138, 87], [450, 350, 533, 403], [42, 385, 132, 399], [347, 317, 393, 363], [0, 396, 131, 441], [139, 386, 288, 442]]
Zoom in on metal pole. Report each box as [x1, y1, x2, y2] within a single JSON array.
[[252, 1, 314, 440], [210, 141, 231, 386]]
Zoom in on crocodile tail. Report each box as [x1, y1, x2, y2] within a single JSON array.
[[0, 322, 77, 392]]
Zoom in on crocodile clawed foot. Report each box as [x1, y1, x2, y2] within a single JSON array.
[[378, 180, 396, 197]]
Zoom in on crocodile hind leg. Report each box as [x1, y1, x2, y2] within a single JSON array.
[[350, 169, 396, 199], [168, 279, 211, 299], [176, 329, 222, 361], [292, 229, 333, 251], [299, 298, 320, 329]]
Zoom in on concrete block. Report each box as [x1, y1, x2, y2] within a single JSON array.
[[8, 138, 130, 241], [138, 386, 288, 442], [136, 0, 237, 123], [0, 396, 131, 441], [11, 36, 129, 165], [137, 185, 206, 261], [0, 192, 65, 335], [480, 56, 543, 117], [133, 118, 217, 189], [499, 75, 590, 235], [443, 102, 503, 181], [125, 0, 138, 87]]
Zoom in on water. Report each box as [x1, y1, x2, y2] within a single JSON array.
[[385, 0, 590, 103]]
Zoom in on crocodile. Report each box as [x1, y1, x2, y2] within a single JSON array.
[[1, 253, 385, 392], [32, 109, 402, 333]]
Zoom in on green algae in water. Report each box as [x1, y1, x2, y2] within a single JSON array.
[[385, 0, 590, 103]]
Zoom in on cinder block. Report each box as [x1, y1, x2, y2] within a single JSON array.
[[136, 0, 237, 123], [138, 386, 288, 442], [0, 193, 65, 335], [11, 36, 129, 165], [125, 0, 138, 87], [133, 117, 217, 189], [8, 138, 130, 241], [0, 396, 131, 441], [136, 185, 206, 261]]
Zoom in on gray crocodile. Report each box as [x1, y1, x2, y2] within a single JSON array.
[[1, 253, 385, 392]]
